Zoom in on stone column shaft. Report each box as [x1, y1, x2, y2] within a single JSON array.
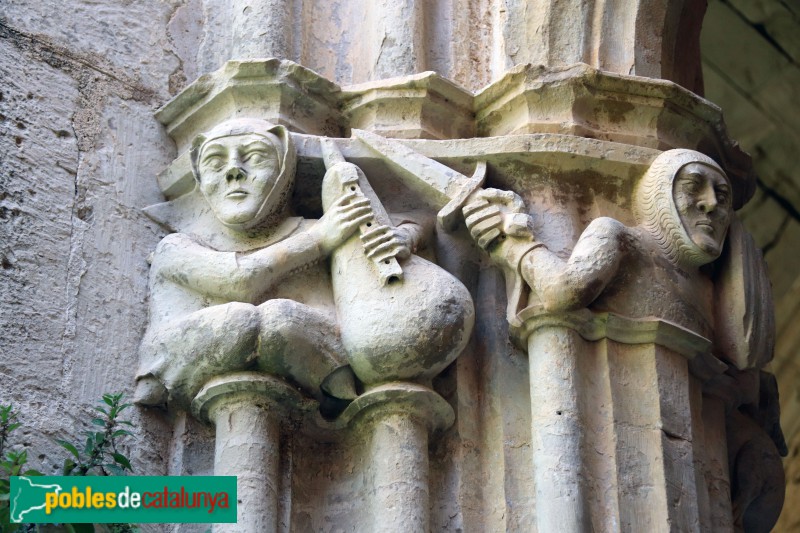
[[231, 0, 293, 60], [528, 326, 591, 532], [607, 343, 700, 532], [364, 0, 426, 80], [525, 321, 710, 532], [211, 395, 281, 533], [367, 408, 430, 532], [338, 384, 453, 532], [700, 395, 734, 530]]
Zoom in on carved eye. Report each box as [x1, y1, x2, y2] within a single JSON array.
[[202, 155, 225, 170], [678, 179, 700, 197], [244, 150, 274, 166], [685, 177, 702, 192], [715, 187, 730, 205]]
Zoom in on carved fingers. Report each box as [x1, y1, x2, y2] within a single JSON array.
[[482, 188, 527, 212], [334, 192, 373, 223], [361, 224, 410, 261], [463, 199, 504, 249], [316, 192, 374, 254], [463, 188, 533, 250], [505, 212, 536, 238]]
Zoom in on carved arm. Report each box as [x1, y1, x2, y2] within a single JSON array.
[[464, 188, 629, 314], [522, 217, 628, 312], [151, 232, 328, 302]]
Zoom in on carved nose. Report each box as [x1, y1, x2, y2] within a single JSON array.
[[696, 186, 717, 213], [225, 165, 247, 181]]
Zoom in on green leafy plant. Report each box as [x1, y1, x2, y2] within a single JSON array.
[[0, 405, 21, 460], [0, 396, 138, 533], [57, 393, 134, 477], [0, 404, 42, 533]]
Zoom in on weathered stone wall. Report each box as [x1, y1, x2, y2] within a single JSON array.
[[0, 0, 182, 480]]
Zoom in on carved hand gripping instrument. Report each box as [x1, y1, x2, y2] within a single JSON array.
[[353, 129, 534, 317], [320, 138, 404, 285], [318, 134, 475, 386]]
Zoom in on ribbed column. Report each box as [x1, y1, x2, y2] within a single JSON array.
[[519, 313, 715, 532], [607, 342, 701, 532], [698, 394, 734, 530]]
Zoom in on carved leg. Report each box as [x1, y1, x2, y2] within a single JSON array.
[[138, 300, 351, 407], [256, 298, 349, 401], [137, 302, 261, 406]]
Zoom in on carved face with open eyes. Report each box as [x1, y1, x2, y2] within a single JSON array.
[[196, 133, 282, 228], [673, 162, 732, 258]]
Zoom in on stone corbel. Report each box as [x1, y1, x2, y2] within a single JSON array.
[[149, 58, 754, 209], [142, 57, 778, 532], [341, 71, 475, 140]]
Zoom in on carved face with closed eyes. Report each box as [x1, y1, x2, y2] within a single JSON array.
[[673, 162, 732, 258], [636, 149, 733, 268]]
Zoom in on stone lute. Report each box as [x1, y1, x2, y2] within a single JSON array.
[[319, 138, 474, 386]]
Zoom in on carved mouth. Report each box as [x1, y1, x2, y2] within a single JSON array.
[[695, 220, 715, 233], [226, 189, 248, 199]]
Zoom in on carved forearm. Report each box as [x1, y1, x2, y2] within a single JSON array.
[[390, 210, 435, 254], [523, 217, 627, 312], [235, 231, 325, 291], [153, 231, 324, 302]]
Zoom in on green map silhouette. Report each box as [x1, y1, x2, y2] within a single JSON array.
[[10, 476, 62, 522]]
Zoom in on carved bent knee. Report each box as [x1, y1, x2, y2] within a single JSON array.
[[255, 299, 347, 400]]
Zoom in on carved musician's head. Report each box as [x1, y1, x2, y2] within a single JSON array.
[[636, 149, 732, 267], [191, 118, 296, 231]]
